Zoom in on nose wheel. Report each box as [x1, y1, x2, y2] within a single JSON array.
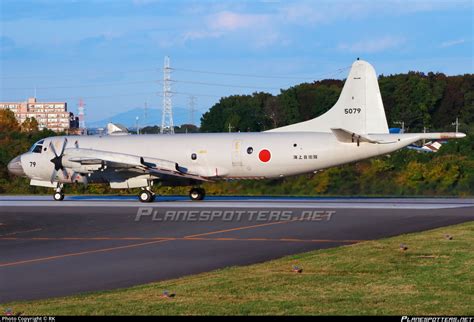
[[139, 188, 156, 203], [189, 187, 205, 201], [53, 192, 64, 201], [53, 186, 64, 201]]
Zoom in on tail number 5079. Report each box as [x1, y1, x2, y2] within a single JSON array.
[[344, 108, 361, 114]]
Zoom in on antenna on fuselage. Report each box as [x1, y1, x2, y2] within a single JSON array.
[[188, 95, 196, 126]]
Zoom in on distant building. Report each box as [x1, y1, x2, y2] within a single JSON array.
[[0, 97, 79, 133]]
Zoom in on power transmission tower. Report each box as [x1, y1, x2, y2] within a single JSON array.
[[144, 101, 148, 126], [188, 95, 196, 126], [161, 56, 174, 134], [394, 121, 405, 133], [135, 116, 141, 135], [78, 98, 86, 134]]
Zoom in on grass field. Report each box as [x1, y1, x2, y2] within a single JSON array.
[[2, 221, 473, 315]]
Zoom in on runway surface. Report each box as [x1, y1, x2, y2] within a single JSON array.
[[1, 195, 473, 303]]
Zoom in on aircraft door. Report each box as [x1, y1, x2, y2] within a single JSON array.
[[231, 140, 243, 166]]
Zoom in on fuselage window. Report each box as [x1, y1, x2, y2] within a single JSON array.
[[247, 147, 253, 154], [191, 153, 197, 160]]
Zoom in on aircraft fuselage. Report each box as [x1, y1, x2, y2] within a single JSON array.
[[19, 132, 417, 183]]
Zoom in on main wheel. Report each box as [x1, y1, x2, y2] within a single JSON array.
[[53, 192, 64, 201], [189, 187, 205, 201], [139, 190, 153, 203]]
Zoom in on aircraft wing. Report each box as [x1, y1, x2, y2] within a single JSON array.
[[65, 149, 212, 182]]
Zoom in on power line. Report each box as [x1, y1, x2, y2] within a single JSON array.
[[1, 65, 350, 82], [1, 64, 352, 122], [2, 66, 350, 92], [188, 95, 196, 126], [1, 91, 160, 102], [172, 79, 282, 91], [2, 80, 159, 90], [3, 78, 280, 91], [1, 67, 349, 102], [171, 66, 351, 80], [0, 68, 158, 80], [171, 91, 220, 98], [0, 90, 222, 102]]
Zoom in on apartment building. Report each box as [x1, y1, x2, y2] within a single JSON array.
[[0, 97, 78, 132]]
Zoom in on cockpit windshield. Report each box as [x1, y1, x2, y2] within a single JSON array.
[[29, 140, 45, 154]]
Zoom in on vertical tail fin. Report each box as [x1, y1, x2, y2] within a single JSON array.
[[268, 60, 389, 134]]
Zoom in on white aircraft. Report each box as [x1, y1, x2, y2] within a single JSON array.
[[7, 60, 465, 202], [406, 140, 444, 153]]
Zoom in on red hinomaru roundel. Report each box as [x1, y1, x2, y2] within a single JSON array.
[[259, 149, 271, 162]]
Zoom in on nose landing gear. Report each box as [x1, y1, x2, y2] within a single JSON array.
[[53, 192, 64, 201], [189, 187, 205, 201], [53, 185, 64, 201]]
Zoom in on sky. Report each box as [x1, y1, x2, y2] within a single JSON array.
[[0, 0, 472, 127]]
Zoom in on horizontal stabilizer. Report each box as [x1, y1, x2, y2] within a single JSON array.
[[331, 128, 396, 144]]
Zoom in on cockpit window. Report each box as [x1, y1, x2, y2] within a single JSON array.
[[32, 145, 42, 153], [29, 140, 44, 154]]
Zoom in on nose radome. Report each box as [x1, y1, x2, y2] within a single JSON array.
[[7, 155, 25, 177]]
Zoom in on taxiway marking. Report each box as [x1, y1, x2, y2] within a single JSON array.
[[185, 218, 299, 238], [0, 236, 365, 243], [0, 228, 42, 237], [0, 214, 365, 268], [0, 239, 169, 268]]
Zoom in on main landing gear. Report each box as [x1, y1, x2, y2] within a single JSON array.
[[189, 187, 205, 201], [53, 185, 64, 201], [139, 187, 156, 203]]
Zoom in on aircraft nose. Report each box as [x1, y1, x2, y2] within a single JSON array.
[[7, 155, 25, 177]]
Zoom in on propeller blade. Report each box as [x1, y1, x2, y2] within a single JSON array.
[[61, 169, 69, 180], [50, 169, 57, 183], [59, 138, 68, 156], [49, 141, 59, 158]]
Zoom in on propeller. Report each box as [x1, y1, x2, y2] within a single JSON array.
[[49, 138, 69, 183]]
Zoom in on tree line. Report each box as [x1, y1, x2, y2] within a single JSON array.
[[200, 72, 473, 134], [0, 70, 472, 196]]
